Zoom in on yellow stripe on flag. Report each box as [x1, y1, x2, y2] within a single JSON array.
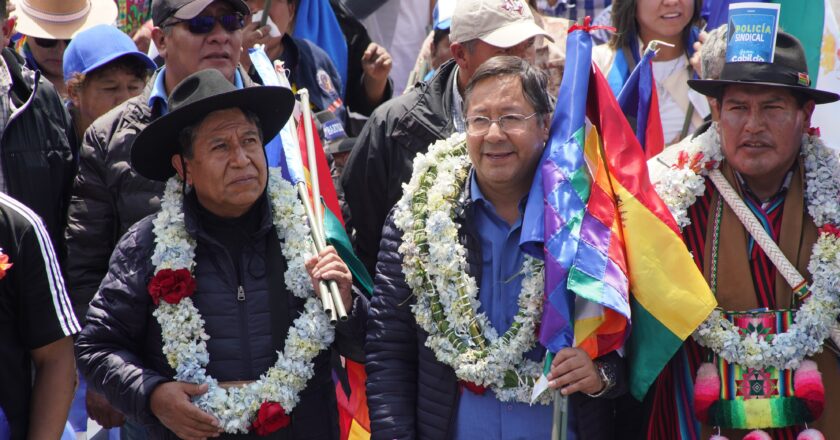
[[614, 184, 716, 340], [347, 419, 371, 440]]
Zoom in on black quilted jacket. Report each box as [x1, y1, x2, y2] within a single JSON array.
[[365, 188, 628, 440], [76, 191, 367, 439]]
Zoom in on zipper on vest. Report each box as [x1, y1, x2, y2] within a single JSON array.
[[237, 285, 245, 301]]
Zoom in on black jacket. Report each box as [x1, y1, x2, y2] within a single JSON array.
[[76, 190, 367, 439], [365, 191, 628, 440], [341, 60, 458, 277], [63, 70, 166, 325], [64, 67, 254, 325], [0, 48, 76, 256]]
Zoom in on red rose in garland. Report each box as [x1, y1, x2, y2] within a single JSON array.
[[148, 268, 196, 305], [819, 223, 840, 238], [459, 380, 487, 395], [251, 402, 290, 435], [0, 250, 12, 280]]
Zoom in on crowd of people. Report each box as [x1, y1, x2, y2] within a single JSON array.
[[1, 0, 839, 439]]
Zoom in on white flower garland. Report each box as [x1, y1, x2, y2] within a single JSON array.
[[654, 126, 840, 370], [151, 169, 334, 433], [394, 133, 550, 404]]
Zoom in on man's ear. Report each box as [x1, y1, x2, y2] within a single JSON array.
[[801, 99, 816, 131], [67, 82, 82, 109], [450, 42, 468, 70], [151, 27, 167, 59], [171, 154, 190, 184]]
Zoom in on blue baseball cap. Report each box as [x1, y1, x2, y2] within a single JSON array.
[[63, 24, 157, 83]]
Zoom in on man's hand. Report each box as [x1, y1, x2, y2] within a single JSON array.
[[239, 21, 273, 70], [132, 20, 153, 54], [241, 21, 273, 50], [547, 347, 604, 396], [86, 389, 125, 429], [305, 245, 353, 311], [150, 382, 221, 440], [690, 30, 708, 76], [361, 42, 393, 105]]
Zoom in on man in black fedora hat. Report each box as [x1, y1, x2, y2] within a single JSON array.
[[64, 0, 259, 427], [76, 69, 368, 439], [642, 31, 840, 439]]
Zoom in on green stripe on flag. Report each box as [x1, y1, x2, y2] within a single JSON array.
[[324, 207, 374, 297], [628, 298, 684, 401], [773, 0, 825, 84]]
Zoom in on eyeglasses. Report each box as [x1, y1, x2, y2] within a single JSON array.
[[31, 37, 71, 48], [165, 13, 245, 34], [465, 113, 538, 136]]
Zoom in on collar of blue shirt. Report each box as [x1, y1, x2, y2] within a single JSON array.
[[148, 67, 245, 115]]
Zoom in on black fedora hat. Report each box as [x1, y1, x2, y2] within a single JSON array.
[[688, 32, 839, 105], [131, 69, 295, 182]]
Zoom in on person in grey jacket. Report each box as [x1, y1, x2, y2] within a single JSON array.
[[64, 0, 257, 430], [77, 69, 367, 439]]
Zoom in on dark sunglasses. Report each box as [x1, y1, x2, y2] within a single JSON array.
[[32, 37, 71, 48], [165, 13, 245, 34]]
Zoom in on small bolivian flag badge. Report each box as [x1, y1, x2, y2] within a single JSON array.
[[798, 72, 811, 87]]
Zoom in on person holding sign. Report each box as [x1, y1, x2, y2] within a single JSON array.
[[645, 28, 840, 439]]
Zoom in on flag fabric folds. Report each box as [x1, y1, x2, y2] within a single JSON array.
[[293, 0, 349, 94], [520, 23, 594, 355], [523, 21, 717, 400], [585, 49, 717, 401], [617, 44, 665, 159]]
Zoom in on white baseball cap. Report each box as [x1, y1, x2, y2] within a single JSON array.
[[450, 0, 552, 48]]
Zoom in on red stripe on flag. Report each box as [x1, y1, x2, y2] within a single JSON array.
[[585, 64, 681, 236], [645, 84, 665, 159], [297, 115, 346, 226]]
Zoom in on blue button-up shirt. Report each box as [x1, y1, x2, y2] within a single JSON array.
[[148, 67, 245, 115], [453, 173, 576, 440]]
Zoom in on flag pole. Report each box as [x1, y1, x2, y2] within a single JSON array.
[[297, 183, 338, 324], [259, 0, 273, 27], [263, 60, 339, 322], [551, 390, 568, 440], [298, 88, 348, 321]]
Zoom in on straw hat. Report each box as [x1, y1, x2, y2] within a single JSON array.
[[13, 0, 118, 40]]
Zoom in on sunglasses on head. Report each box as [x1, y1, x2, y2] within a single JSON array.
[[32, 37, 71, 48], [165, 13, 245, 34]]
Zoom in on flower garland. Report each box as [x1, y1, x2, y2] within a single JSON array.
[[149, 168, 334, 434], [654, 126, 840, 370], [394, 133, 550, 404]]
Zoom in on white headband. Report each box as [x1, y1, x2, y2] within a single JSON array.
[[18, 0, 91, 23]]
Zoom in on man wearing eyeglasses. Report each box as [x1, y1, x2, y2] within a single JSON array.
[[341, 0, 552, 279], [366, 56, 626, 439], [63, 0, 255, 434]]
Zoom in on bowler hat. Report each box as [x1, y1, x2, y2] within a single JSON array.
[[688, 32, 839, 104], [131, 69, 295, 182]]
